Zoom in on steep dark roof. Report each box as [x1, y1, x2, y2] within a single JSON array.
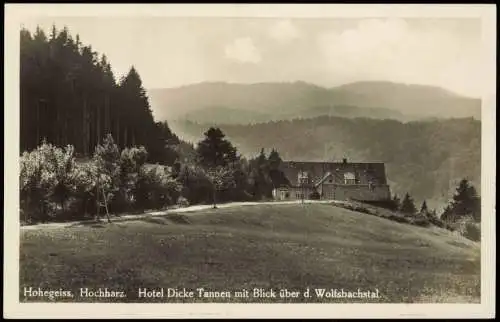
[[279, 160, 388, 187]]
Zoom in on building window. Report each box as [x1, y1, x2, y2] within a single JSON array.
[[298, 171, 309, 185], [344, 172, 356, 185]]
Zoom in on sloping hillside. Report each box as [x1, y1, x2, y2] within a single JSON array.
[[148, 81, 481, 123], [20, 203, 480, 303]]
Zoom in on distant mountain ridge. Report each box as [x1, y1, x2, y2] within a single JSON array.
[[148, 81, 481, 124]]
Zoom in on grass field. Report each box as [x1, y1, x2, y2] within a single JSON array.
[[20, 203, 480, 303]]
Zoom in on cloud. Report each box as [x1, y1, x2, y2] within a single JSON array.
[[317, 18, 481, 96], [224, 37, 262, 64], [269, 20, 301, 43]]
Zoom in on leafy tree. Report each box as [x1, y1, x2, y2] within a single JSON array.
[[92, 134, 121, 221], [400, 192, 417, 215], [118, 146, 148, 211], [20, 142, 59, 222], [177, 164, 213, 205], [135, 165, 181, 210], [206, 166, 236, 208]]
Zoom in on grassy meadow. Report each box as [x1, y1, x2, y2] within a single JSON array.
[[20, 203, 480, 303]]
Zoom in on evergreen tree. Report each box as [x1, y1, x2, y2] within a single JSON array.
[[20, 25, 179, 165], [267, 149, 288, 188], [391, 194, 401, 211], [446, 178, 481, 222], [248, 148, 272, 199], [268, 148, 282, 171], [419, 200, 428, 215], [195, 127, 237, 169], [400, 192, 417, 215], [441, 205, 453, 223]]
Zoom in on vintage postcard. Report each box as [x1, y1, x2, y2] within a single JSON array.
[[4, 3, 496, 319]]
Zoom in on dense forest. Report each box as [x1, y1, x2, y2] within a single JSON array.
[[20, 25, 179, 164], [170, 116, 481, 211]]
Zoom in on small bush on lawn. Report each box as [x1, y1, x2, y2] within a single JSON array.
[[451, 216, 481, 242], [387, 214, 410, 224], [464, 222, 481, 242]]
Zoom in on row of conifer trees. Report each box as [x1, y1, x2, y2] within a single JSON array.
[[21, 25, 178, 164]]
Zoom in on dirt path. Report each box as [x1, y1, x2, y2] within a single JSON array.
[[21, 200, 335, 230]]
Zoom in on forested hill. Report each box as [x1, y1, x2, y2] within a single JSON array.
[[148, 81, 481, 124], [170, 117, 481, 210], [20, 26, 179, 164]]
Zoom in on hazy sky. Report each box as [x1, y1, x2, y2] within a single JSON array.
[[22, 17, 483, 97]]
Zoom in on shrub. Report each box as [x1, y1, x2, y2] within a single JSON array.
[[177, 165, 213, 204], [70, 160, 100, 218], [387, 214, 410, 224], [120, 146, 148, 173], [410, 215, 431, 227], [309, 190, 321, 200], [464, 222, 481, 242], [426, 212, 445, 228], [20, 142, 76, 223], [20, 138, 188, 223], [93, 135, 123, 213], [177, 196, 190, 208]]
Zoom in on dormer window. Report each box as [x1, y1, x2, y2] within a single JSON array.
[[343, 172, 356, 185], [298, 171, 309, 185]]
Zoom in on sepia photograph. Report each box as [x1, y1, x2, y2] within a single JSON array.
[[4, 3, 496, 319]]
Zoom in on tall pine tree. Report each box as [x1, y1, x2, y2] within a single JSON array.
[[195, 127, 237, 169], [419, 200, 428, 215], [20, 25, 179, 165], [444, 178, 481, 222], [400, 192, 417, 215]]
